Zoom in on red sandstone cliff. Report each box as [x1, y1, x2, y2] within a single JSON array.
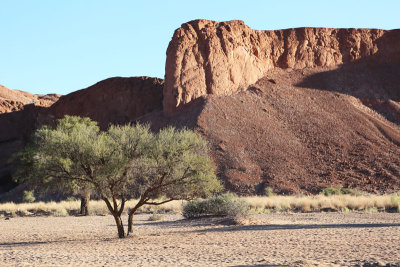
[[0, 84, 60, 113], [42, 76, 163, 129], [164, 20, 400, 113]]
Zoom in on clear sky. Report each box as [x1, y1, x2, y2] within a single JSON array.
[[1, 0, 399, 95]]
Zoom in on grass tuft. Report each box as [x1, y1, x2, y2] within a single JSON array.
[[1, 194, 399, 217]]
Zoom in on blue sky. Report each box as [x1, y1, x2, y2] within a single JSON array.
[[0, 0, 399, 95]]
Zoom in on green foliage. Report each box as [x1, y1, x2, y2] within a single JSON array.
[[264, 186, 275, 197], [321, 187, 362, 196], [14, 115, 221, 237], [65, 196, 78, 202], [391, 193, 399, 206], [53, 208, 68, 217], [22, 190, 36, 203], [14, 115, 103, 193], [182, 193, 250, 219], [129, 126, 222, 200], [341, 207, 351, 213]]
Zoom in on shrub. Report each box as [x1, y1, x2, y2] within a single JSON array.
[[264, 187, 275, 197], [391, 193, 399, 206], [183, 193, 250, 219], [53, 208, 68, 217], [321, 187, 362, 196], [148, 213, 163, 221], [22, 190, 36, 203], [391, 193, 400, 213]]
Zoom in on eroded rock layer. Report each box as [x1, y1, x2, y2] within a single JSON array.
[[164, 19, 400, 112]]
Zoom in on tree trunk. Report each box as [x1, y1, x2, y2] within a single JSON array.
[[113, 214, 125, 238], [127, 211, 134, 234], [80, 190, 90, 216]]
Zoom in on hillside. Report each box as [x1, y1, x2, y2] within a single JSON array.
[[143, 66, 400, 194], [147, 20, 400, 194], [1, 20, 399, 197]]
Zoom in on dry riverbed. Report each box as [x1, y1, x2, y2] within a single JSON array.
[[1, 213, 400, 266]]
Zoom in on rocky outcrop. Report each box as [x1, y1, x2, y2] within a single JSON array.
[[0, 84, 60, 113], [42, 76, 163, 129], [164, 19, 400, 113]]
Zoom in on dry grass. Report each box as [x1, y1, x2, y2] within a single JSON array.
[[0, 199, 185, 217], [0, 194, 399, 217], [244, 194, 400, 213]]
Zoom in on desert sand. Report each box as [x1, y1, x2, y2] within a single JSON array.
[[1, 213, 400, 266]]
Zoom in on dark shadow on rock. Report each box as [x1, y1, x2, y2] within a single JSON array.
[[138, 96, 207, 131], [0, 105, 47, 199], [296, 30, 400, 125]]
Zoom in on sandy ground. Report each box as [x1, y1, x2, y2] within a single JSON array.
[[0, 213, 399, 266]]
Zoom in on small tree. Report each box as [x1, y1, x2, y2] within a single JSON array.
[[15, 116, 221, 238]]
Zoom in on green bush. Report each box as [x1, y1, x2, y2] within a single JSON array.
[[22, 190, 36, 203], [321, 187, 362, 196], [65, 196, 78, 202], [264, 187, 275, 197], [391, 193, 399, 206], [182, 193, 250, 219], [53, 208, 68, 217]]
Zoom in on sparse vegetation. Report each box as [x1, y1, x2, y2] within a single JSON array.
[[244, 194, 399, 212], [22, 190, 36, 203], [0, 199, 184, 217], [320, 187, 363, 196], [54, 207, 68, 217], [1, 194, 400, 218], [264, 186, 275, 197], [183, 193, 250, 219]]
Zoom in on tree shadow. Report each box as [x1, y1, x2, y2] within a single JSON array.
[[192, 222, 400, 233], [0, 237, 114, 247]]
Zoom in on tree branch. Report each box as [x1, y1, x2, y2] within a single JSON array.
[[144, 198, 176, 206]]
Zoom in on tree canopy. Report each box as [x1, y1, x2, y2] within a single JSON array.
[[15, 116, 222, 237]]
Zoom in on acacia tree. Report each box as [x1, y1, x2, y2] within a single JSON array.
[[14, 116, 97, 215], [15, 116, 221, 238]]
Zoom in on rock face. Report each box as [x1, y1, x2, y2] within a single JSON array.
[[43, 76, 164, 129], [164, 19, 400, 113], [0, 84, 60, 113], [0, 86, 60, 195]]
